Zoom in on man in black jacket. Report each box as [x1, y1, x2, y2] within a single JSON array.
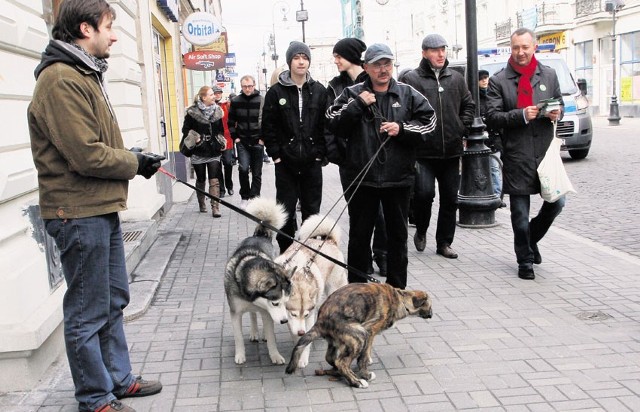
[[401, 33, 475, 259], [485, 28, 564, 280], [326, 43, 436, 289], [228, 75, 263, 208], [262, 41, 328, 253]]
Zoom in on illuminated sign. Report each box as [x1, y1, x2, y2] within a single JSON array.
[[183, 12, 222, 46]]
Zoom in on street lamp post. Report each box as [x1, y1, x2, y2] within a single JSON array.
[[606, 0, 624, 126], [457, 0, 501, 227], [296, 0, 308, 42], [271, 1, 289, 70]]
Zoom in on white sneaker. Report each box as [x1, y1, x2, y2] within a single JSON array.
[[240, 199, 248, 210]]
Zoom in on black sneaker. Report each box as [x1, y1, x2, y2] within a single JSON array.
[[117, 376, 162, 399], [518, 266, 535, 280]]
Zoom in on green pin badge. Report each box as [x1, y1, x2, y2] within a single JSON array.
[[279, 98, 286, 105], [540, 84, 547, 92]]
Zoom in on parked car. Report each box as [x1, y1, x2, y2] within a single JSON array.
[[449, 50, 593, 159]]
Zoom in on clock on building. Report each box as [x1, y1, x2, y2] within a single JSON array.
[[376, 0, 390, 5]]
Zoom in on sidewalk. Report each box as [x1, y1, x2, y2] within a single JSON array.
[[3, 163, 640, 411]]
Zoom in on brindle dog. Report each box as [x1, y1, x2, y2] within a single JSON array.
[[285, 283, 433, 388]]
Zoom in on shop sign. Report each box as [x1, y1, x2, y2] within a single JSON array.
[[539, 32, 567, 50], [157, 0, 179, 22], [183, 12, 221, 46], [194, 32, 228, 54], [225, 53, 236, 67], [183, 51, 225, 71]]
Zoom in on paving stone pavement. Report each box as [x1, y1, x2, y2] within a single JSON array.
[[3, 121, 640, 411]]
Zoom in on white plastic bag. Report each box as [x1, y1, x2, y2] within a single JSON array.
[[537, 137, 576, 203]]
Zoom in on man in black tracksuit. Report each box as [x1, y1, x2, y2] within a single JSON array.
[[228, 75, 264, 206], [262, 41, 328, 253], [326, 43, 436, 289], [401, 33, 475, 259]]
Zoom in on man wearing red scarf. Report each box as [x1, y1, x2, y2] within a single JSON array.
[[485, 28, 565, 280]]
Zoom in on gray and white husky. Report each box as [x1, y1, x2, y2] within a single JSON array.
[[224, 198, 293, 364]]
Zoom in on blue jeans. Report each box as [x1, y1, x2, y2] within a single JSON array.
[[45, 213, 135, 411], [490, 152, 503, 197], [413, 158, 460, 247], [509, 195, 565, 267], [236, 142, 264, 200]]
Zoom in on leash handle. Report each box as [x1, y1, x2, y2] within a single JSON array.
[[157, 168, 380, 283]]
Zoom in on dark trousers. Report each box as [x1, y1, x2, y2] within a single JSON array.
[[236, 142, 264, 200], [339, 169, 387, 260], [346, 185, 411, 289], [275, 161, 323, 253], [510, 194, 565, 267], [220, 149, 234, 192], [413, 158, 460, 247]]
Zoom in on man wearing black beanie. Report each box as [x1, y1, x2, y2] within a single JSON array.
[[262, 41, 328, 253]]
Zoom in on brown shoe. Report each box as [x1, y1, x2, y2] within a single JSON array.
[[436, 244, 458, 259], [116, 376, 162, 399], [95, 400, 135, 412]]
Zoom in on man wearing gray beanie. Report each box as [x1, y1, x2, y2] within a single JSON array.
[[401, 33, 475, 260], [262, 40, 328, 253]]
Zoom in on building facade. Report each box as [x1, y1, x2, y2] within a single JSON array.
[[0, 0, 221, 391]]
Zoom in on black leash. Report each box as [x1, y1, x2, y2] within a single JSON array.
[[158, 168, 380, 283]]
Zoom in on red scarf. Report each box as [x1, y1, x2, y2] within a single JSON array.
[[509, 54, 538, 108]]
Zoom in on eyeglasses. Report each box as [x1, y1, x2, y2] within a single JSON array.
[[369, 62, 393, 71], [241, 84, 255, 88]]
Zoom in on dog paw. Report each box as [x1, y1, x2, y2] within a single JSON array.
[[297, 358, 309, 368], [270, 353, 286, 364], [366, 371, 376, 381], [235, 353, 246, 364], [355, 379, 369, 389]]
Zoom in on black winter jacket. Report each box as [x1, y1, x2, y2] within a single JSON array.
[[485, 62, 564, 195], [400, 58, 475, 159], [326, 77, 436, 188], [262, 71, 328, 166], [181, 104, 224, 157], [228, 90, 263, 146], [325, 70, 369, 165]]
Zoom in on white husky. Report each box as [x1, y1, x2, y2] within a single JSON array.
[[275, 214, 348, 368]]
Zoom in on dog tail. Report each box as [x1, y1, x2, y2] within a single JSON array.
[[246, 198, 287, 237], [285, 327, 321, 374], [298, 214, 341, 244]]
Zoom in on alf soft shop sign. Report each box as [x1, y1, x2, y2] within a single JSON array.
[[183, 51, 225, 71], [182, 12, 222, 46]]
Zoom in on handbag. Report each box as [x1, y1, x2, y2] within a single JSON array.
[[215, 133, 227, 151], [537, 136, 576, 203]]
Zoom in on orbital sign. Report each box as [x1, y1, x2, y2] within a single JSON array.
[[182, 12, 221, 46], [183, 51, 225, 71]]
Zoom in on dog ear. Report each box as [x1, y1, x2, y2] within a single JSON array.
[[412, 294, 429, 310]]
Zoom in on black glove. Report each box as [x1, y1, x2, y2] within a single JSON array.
[[135, 152, 165, 179], [129, 147, 143, 153]]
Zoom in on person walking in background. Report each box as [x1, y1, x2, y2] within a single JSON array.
[[262, 41, 328, 253], [182, 85, 225, 217], [228, 75, 264, 208], [400, 33, 475, 259], [326, 37, 388, 277], [214, 86, 235, 197], [27, 1, 163, 411], [326, 43, 436, 289], [478, 69, 506, 208], [485, 28, 564, 280]]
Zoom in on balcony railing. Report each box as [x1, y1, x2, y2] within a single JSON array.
[[495, 18, 512, 42]]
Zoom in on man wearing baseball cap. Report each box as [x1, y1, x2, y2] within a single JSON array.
[[326, 43, 436, 290], [401, 33, 475, 260], [262, 41, 328, 253]]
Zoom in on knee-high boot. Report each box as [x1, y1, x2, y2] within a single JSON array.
[[195, 180, 207, 213], [209, 178, 221, 218]]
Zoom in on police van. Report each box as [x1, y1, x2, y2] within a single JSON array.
[[450, 45, 593, 159]]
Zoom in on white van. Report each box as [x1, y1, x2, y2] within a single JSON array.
[[450, 49, 593, 159]]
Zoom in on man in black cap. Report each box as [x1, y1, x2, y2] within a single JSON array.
[[326, 43, 436, 290], [401, 33, 475, 259], [326, 38, 387, 278], [262, 41, 328, 253]]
